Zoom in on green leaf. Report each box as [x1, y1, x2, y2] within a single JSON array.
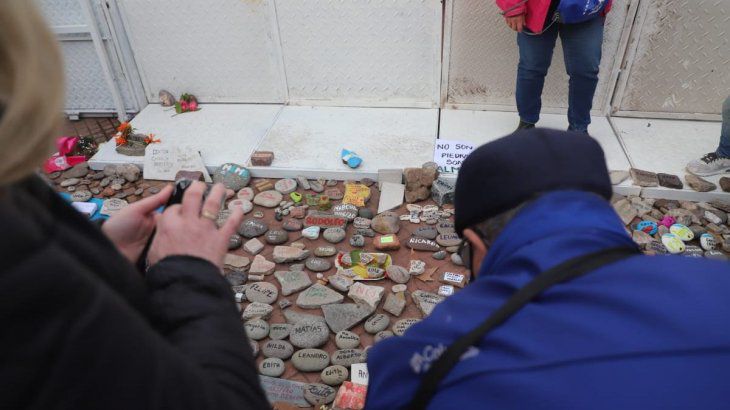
[[174, 101, 182, 114]]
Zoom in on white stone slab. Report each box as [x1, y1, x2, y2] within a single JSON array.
[[251, 106, 438, 180], [377, 182, 405, 214], [89, 104, 283, 171], [613, 117, 729, 201], [438, 110, 631, 172]]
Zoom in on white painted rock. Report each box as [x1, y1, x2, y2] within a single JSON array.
[[662, 233, 686, 254]]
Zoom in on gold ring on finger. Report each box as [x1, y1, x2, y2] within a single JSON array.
[[201, 209, 218, 221]]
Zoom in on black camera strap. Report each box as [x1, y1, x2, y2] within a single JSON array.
[[407, 246, 641, 410]]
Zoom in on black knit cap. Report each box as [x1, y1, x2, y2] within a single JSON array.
[[454, 128, 613, 235]]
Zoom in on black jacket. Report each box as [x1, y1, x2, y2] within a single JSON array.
[[0, 175, 269, 409]]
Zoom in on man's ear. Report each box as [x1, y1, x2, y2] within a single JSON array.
[[462, 228, 488, 276]]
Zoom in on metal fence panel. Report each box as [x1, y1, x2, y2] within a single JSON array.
[[117, 0, 286, 103], [275, 0, 442, 107], [617, 0, 730, 116], [444, 0, 630, 112]]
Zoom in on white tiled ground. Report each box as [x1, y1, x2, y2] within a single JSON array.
[[89, 104, 283, 171], [613, 117, 728, 202], [250, 106, 438, 180]]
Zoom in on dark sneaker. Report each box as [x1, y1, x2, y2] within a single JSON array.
[[515, 120, 535, 132], [686, 152, 730, 176]]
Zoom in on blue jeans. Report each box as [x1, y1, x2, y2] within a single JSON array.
[[516, 17, 605, 132], [715, 96, 730, 157]]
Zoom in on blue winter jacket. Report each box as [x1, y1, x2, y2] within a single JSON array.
[[366, 191, 730, 409]]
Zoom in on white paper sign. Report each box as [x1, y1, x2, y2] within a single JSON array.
[[351, 363, 369, 386], [143, 144, 211, 182], [433, 140, 475, 174]]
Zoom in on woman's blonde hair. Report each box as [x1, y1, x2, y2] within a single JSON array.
[[0, 0, 64, 185]]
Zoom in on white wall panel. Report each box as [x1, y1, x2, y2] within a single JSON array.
[[444, 0, 630, 112], [118, 0, 286, 103], [616, 0, 730, 116], [275, 0, 442, 107]]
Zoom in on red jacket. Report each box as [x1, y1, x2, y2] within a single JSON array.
[[496, 0, 613, 33]]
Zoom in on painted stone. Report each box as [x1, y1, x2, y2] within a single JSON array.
[[330, 349, 365, 367], [375, 330, 395, 343], [374, 234, 400, 251], [406, 237, 440, 252], [71, 190, 92, 202], [335, 330, 361, 349], [292, 349, 330, 372], [309, 180, 324, 193], [259, 376, 308, 407], [323, 227, 347, 244], [636, 220, 658, 235], [262, 340, 294, 360], [385, 265, 410, 284], [409, 260, 426, 276], [371, 212, 400, 235], [265, 229, 289, 245], [322, 303, 374, 333], [237, 187, 255, 202], [670, 223, 694, 242], [228, 234, 243, 250], [705, 250, 728, 260], [282, 218, 303, 232], [314, 246, 337, 257], [683, 245, 704, 258], [254, 190, 284, 208], [212, 163, 250, 191], [306, 257, 333, 272], [296, 284, 344, 309], [700, 233, 717, 251], [657, 173, 684, 189], [350, 234, 365, 247], [302, 226, 321, 240], [327, 274, 354, 292], [436, 232, 461, 247], [413, 226, 438, 240], [662, 233, 686, 254], [290, 320, 330, 348], [333, 204, 358, 221], [304, 212, 347, 229], [364, 314, 390, 334]]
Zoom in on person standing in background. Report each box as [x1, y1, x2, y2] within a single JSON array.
[[686, 96, 730, 176], [497, 0, 613, 133]]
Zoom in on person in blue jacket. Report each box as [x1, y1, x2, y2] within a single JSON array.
[[366, 128, 730, 409]]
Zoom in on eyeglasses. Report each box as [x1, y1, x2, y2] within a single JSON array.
[[457, 229, 485, 275]]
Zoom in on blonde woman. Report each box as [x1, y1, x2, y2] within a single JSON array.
[[0, 2, 268, 408]]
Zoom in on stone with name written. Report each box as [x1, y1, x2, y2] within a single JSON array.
[[245, 282, 278, 304], [375, 330, 395, 343], [325, 188, 344, 201], [353, 217, 372, 229], [658, 173, 684, 190], [304, 212, 347, 229], [237, 187, 255, 202], [290, 320, 330, 348], [412, 290, 445, 316], [335, 330, 361, 349], [383, 292, 406, 317], [413, 226, 438, 240], [333, 204, 358, 221], [409, 260, 426, 275], [212, 163, 250, 191], [244, 319, 269, 340], [440, 271, 468, 288], [71, 190, 92, 202], [265, 229, 289, 245], [330, 349, 365, 367], [327, 274, 354, 292], [254, 190, 284, 208], [242, 302, 273, 321], [393, 318, 420, 336], [322, 303, 374, 333], [323, 227, 347, 244], [249, 255, 276, 276], [292, 349, 331, 373], [244, 238, 265, 255], [227, 199, 253, 214], [274, 178, 298, 195], [275, 270, 312, 296], [238, 219, 269, 238], [314, 246, 337, 257], [272, 246, 310, 263], [436, 220, 456, 235], [100, 198, 128, 216], [349, 234, 365, 248], [364, 314, 390, 334], [354, 228, 376, 238], [347, 282, 385, 310], [282, 218, 303, 232], [309, 180, 324, 193], [259, 357, 285, 377], [259, 376, 309, 407], [269, 323, 292, 340], [296, 283, 344, 309], [321, 365, 349, 386], [228, 234, 243, 250], [385, 265, 410, 284], [630, 168, 659, 187], [436, 232, 461, 247], [262, 339, 294, 360], [406, 237, 440, 252], [304, 383, 337, 406], [306, 257, 332, 272]]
